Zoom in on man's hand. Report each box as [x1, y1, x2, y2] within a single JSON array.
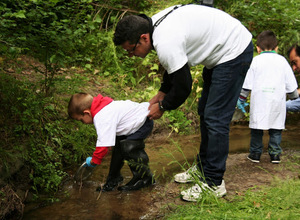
[[149, 91, 166, 109], [148, 103, 164, 120]]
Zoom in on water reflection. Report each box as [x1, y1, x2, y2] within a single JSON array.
[[23, 124, 299, 220]]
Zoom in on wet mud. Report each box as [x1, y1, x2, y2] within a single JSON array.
[[22, 124, 300, 220]]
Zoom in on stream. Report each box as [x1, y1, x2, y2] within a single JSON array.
[[22, 124, 300, 220]]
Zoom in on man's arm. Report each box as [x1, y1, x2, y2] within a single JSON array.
[[159, 70, 173, 94], [148, 63, 192, 119], [161, 63, 192, 110]]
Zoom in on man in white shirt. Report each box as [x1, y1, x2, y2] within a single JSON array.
[[114, 4, 253, 201]]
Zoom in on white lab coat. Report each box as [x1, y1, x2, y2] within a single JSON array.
[[242, 52, 297, 129]]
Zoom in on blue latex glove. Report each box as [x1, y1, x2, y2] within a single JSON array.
[[237, 98, 249, 113], [84, 157, 96, 167]]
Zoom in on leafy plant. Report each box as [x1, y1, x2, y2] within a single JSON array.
[[224, 0, 300, 56], [163, 110, 193, 136], [0, 72, 97, 197], [0, 0, 152, 95]]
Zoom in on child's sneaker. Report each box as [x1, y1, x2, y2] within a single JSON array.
[[247, 153, 261, 163], [181, 180, 226, 202], [174, 165, 198, 183], [270, 154, 280, 164]]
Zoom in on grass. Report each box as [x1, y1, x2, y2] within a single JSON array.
[[164, 178, 300, 219], [160, 140, 300, 220]]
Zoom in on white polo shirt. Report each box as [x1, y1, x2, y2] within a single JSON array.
[[151, 4, 252, 73]]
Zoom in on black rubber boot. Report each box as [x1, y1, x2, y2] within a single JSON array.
[[117, 139, 155, 191], [97, 137, 124, 192]]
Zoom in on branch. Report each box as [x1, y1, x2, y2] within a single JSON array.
[[90, 3, 139, 14], [0, 39, 13, 46]]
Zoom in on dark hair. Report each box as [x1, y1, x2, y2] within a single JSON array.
[[287, 44, 300, 57], [256, 30, 278, 51], [113, 15, 150, 45]]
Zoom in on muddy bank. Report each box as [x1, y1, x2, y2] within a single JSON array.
[[21, 151, 300, 220], [20, 124, 300, 220]]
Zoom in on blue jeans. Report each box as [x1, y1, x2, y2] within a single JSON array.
[[126, 118, 153, 140], [286, 97, 300, 112], [197, 41, 253, 186], [250, 129, 282, 156]]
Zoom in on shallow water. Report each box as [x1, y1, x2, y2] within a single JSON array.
[[22, 124, 300, 220]]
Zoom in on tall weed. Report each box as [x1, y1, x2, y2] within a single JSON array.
[[166, 179, 300, 219]]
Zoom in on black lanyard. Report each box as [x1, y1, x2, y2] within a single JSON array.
[[138, 4, 187, 48], [153, 5, 186, 29]]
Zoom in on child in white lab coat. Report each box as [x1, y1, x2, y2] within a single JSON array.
[[237, 30, 299, 163]]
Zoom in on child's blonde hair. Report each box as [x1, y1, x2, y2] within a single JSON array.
[[68, 93, 93, 118]]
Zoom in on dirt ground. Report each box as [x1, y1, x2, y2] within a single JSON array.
[[141, 136, 300, 219]]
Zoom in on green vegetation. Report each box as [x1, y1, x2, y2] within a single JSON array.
[[0, 0, 299, 213], [165, 178, 300, 219], [219, 0, 300, 56], [0, 72, 97, 197]]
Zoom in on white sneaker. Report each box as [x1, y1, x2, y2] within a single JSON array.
[[181, 180, 227, 202], [174, 165, 198, 183]]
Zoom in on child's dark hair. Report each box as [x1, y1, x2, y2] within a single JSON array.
[[256, 30, 278, 51]]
